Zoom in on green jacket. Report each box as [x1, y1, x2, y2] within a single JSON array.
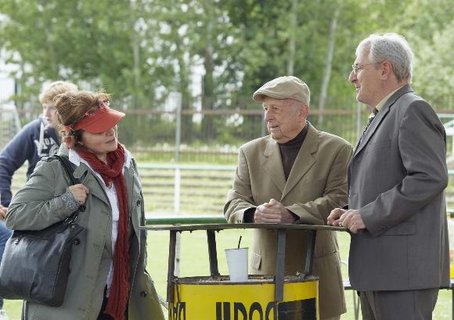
[[7, 147, 164, 320]]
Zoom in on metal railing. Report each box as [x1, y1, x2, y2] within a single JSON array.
[[146, 214, 226, 225]]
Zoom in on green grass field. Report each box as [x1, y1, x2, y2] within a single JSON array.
[[6, 166, 453, 318], [4, 228, 451, 319]]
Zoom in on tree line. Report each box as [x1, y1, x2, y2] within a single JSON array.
[[1, 0, 453, 144]]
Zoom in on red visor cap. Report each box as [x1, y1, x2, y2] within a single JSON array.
[[73, 107, 125, 133]]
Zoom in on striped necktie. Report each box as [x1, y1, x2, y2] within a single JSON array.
[[358, 108, 378, 144]]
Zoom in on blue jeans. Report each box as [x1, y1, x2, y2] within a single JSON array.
[[0, 221, 12, 309]]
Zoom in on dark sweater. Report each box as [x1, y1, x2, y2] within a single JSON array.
[[0, 117, 60, 205]]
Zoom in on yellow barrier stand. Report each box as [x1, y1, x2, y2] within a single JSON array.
[[142, 223, 345, 320], [171, 275, 318, 319]]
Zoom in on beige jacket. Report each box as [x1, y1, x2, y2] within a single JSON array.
[[225, 123, 352, 319]]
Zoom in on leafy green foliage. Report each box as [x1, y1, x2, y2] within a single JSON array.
[[1, 0, 453, 126]]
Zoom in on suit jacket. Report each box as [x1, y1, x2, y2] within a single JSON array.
[[224, 123, 353, 319], [348, 84, 450, 291], [7, 148, 164, 320]]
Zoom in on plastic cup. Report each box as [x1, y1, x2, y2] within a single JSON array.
[[225, 247, 248, 282]]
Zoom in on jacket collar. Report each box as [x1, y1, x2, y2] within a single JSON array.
[[353, 84, 413, 157], [58, 147, 133, 207], [262, 122, 318, 198], [67, 148, 132, 169]]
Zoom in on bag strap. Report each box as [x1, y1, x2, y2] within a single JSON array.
[[53, 155, 84, 221], [53, 155, 80, 185]]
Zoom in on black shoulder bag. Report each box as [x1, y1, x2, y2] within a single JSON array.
[[0, 155, 85, 307]]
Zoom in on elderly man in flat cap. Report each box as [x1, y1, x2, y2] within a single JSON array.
[[224, 76, 353, 320]]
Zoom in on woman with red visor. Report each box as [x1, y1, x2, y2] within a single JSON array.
[[6, 90, 164, 320]]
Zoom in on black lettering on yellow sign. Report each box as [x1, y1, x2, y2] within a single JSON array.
[[170, 298, 316, 320], [215, 301, 276, 320]]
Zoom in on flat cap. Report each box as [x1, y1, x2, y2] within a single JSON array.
[[252, 76, 310, 105]]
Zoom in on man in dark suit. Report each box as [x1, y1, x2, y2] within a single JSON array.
[[225, 76, 353, 319], [328, 33, 450, 319]]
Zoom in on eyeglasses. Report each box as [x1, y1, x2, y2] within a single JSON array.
[[351, 62, 382, 74]]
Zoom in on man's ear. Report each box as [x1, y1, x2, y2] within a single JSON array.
[[380, 60, 393, 80], [300, 104, 310, 119]]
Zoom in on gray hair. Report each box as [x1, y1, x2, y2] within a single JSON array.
[[356, 33, 414, 82]]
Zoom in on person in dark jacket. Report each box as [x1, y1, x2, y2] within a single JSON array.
[[328, 33, 449, 319], [0, 80, 77, 317]]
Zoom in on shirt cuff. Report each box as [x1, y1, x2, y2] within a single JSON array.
[[60, 188, 80, 212]]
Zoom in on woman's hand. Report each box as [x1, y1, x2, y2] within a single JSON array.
[[69, 184, 90, 205]]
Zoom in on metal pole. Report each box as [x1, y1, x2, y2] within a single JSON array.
[[171, 92, 183, 290], [172, 92, 182, 214], [275, 229, 286, 303], [207, 230, 220, 277], [167, 230, 177, 303], [174, 168, 181, 214], [173, 92, 182, 162]]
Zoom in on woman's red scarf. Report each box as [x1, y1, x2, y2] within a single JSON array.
[[76, 144, 129, 320]]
